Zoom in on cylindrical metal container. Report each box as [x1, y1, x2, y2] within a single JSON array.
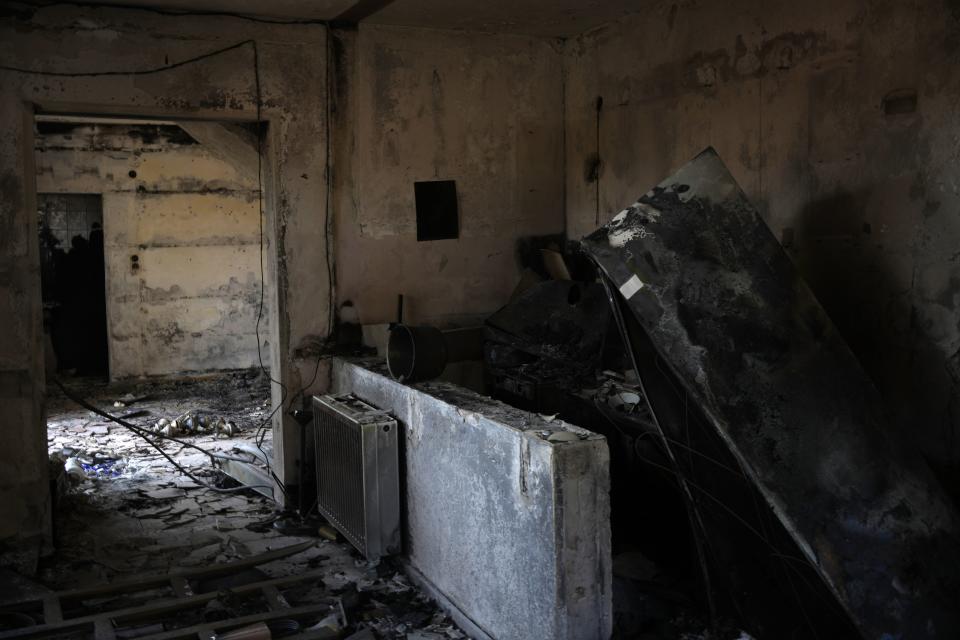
[[387, 324, 484, 382], [387, 324, 447, 382]]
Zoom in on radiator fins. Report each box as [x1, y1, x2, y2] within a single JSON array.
[[312, 394, 401, 560]]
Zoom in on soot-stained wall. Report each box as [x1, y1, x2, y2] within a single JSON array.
[[564, 0, 960, 486], [333, 25, 566, 327], [34, 121, 266, 378], [1, 4, 329, 545]]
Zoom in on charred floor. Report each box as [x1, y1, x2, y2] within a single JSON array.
[[2, 2, 960, 640], [11, 373, 466, 639]]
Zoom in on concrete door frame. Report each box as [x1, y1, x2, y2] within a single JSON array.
[[34, 189, 110, 377], [27, 100, 285, 471], [1, 8, 330, 553], [32, 110, 273, 382]]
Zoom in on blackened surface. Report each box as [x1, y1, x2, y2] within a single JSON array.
[[486, 280, 609, 365], [581, 148, 960, 639], [609, 290, 860, 637], [414, 180, 458, 241], [484, 281, 610, 410]]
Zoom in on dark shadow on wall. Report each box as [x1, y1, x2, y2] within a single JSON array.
[[791, 190, 960, 504]]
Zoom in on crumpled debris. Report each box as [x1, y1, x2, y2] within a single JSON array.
[[43, 372, 468, 639], [79, 458, 124, 478], [152, 411, 238, 437], [62, 450, 125, 481], [348, 570, 467, 640]]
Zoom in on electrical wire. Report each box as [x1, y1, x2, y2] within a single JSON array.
[[597, 271, 719, 628], [249, 39, 291, 498], [631, 448, 852, 624], [650, 343, 828, 634], [0, 29, 294, 497], [278, 22, 338, 417], [594, 389, 846, 631], [631, 450, 813, 571], [55, 379, 274, 493], [0, 38, 255, 76], [606, 288, 840, 634], [13, 7, 357, 517], [598, 410, 745, 479], [6, 3, 343, 506], [323, 26, 337, 342], [11, 1, 330, 25]]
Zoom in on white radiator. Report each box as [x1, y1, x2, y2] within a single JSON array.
[[311, 394, 401, 560]]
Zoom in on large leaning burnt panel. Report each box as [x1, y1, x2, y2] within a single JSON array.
[[581, 148, 960, 638]]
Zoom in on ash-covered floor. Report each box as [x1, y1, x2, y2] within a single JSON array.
[[25, 371, 466, 639]]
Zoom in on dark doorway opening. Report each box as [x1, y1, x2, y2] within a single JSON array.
[[38, 193, 109, 378]]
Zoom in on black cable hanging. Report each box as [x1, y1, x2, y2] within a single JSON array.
[[55, 379, 274, 494], [11, 1, 330, 26], [0, 38, 255, 76]]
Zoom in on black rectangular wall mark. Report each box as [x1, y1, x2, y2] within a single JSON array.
[[415, 180, 459, 241], [883, 88, 917, 115]]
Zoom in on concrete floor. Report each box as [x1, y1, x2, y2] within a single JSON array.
[[27, 372, 466, 639]]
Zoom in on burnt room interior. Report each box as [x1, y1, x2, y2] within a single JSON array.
[[1, 1, 959, 639]]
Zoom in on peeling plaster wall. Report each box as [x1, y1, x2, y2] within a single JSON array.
[[333, 25, 565, 326], [0, 4, 330, 543], [564, 0, 960, 485], [34, 123, 266, 378]]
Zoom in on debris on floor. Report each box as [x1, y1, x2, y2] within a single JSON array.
[[46, 370, 273, 494], [15, 370, 466, 639], [1, 539, 465, 640]]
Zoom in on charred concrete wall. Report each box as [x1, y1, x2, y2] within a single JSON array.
[[0, 4, 329, 544], [564, 0, 960, 487], [332, 359, 612, 640], [332, 25, 565, 327], [34, 121, 266, 378]]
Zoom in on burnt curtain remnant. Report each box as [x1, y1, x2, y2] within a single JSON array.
[[581, 148, 960, 638]]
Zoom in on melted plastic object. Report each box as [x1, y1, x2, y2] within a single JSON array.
[[580, 148, 960, 639]]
